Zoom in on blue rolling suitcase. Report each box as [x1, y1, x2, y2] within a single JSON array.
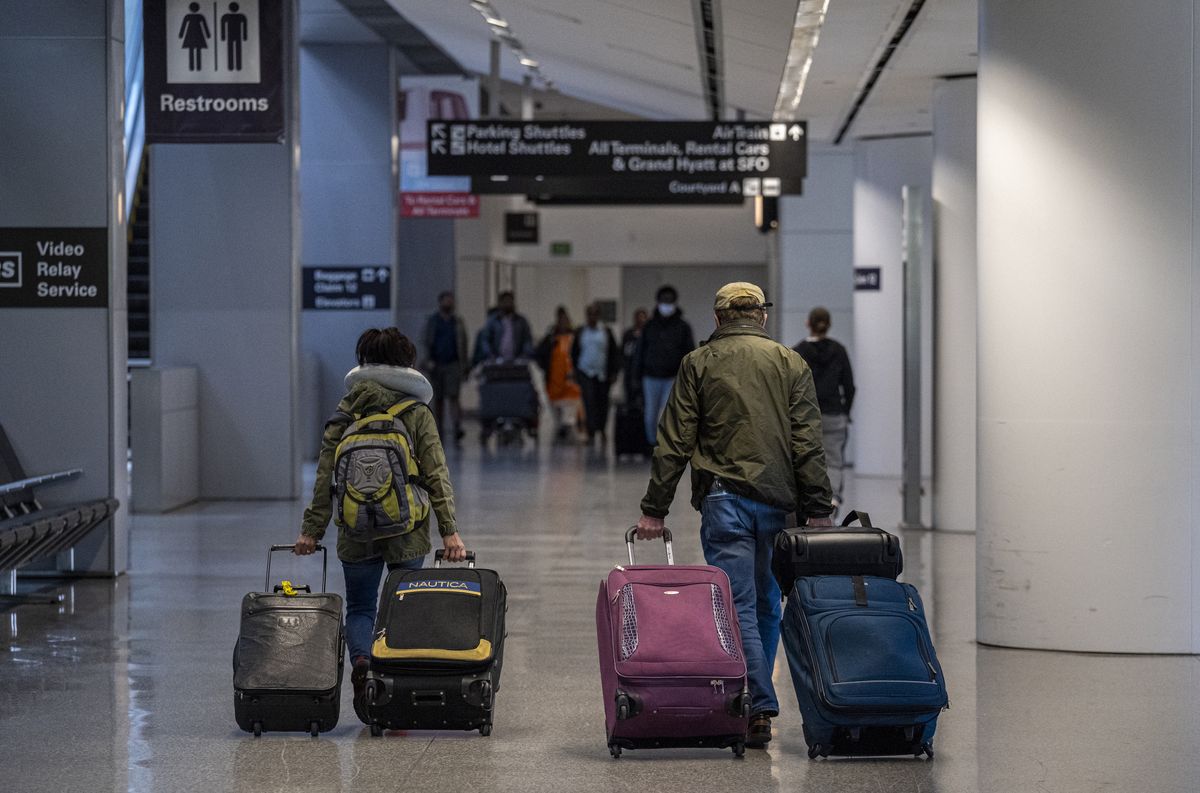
[[782, 575, 948, 759]]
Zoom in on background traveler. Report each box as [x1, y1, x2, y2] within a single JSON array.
[[793, 307, 856, 516], [537, 306, 583, 442], [479, 291, 534, 362], [572, 303, 622, 446], [295, 327, 467, 723], [422, 291, 469, 444], [633, 286, 694, 446], [620, 307, 649, 406], [635, 283, 833, 749]]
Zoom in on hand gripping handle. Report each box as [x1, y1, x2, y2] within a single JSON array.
[[267, 544, 327, 592], [624, 527, 674, 566]]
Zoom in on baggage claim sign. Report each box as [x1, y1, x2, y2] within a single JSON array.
[[427, 121, 807, 200], [143, 0, 287, 143]]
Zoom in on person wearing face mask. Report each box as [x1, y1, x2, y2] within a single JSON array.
[[632, 286, 695, 446], [635, 282, 833, 750]]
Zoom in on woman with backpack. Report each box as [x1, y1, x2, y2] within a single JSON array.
[[294, 327, 467, 722]]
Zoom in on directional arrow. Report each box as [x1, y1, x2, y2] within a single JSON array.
[[789, 124, 803, 141], [376, 268, 389, 282], [431, 140, 447, 155], [431, 123, 447, 139]]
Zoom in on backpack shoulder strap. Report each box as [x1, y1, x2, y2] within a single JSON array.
[[386, 399, 423, 419]]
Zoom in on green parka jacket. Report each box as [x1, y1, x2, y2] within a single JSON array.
[[640, 321, 833, 519], [301, 378, 457, 564]]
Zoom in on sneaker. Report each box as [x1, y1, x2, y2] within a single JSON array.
[[746, 713, 773, 748], [351, 656, 371, 724]]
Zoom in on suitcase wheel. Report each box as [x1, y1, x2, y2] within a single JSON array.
[[479, 680, 494, 710], [732, 741, 745, 759], [608, 743, 622, 759], [479, 722, 492, 737], [252, 721, 263, 738], [807, 744, 821, 760], [369, 724, 383, 738], [918, 743, 934, 760], [309, 721, 320, 738]]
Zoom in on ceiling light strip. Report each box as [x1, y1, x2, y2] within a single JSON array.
[[772, 0, 831, 121], [468, 0, 550, 86], [832, 0, 929, 145], [690, 0, 725, 121]]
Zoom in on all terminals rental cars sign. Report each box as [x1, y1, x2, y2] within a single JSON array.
[[427, 121, 807, 195]]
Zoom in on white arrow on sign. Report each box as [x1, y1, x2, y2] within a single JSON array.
[[789, 125, 804, 141], [431, 140, 447, 154], [376, 268, 389, 282], [431, 123, 447, 139]]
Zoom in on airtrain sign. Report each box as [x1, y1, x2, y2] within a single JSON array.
[[428, 121, 807, 193]]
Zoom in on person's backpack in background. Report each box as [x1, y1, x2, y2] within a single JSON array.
[[330, 400, 430, 542]]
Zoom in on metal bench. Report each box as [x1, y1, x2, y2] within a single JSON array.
[[0, 423, 119, 604]]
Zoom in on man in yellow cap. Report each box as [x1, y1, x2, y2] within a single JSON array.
[[636, 281, 833, 749]]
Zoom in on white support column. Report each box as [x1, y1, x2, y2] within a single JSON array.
[[931, 78, 977, 533], [978, 0, 1200, 652]]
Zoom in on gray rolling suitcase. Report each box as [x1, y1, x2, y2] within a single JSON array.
[[233, 544, 344, 737]]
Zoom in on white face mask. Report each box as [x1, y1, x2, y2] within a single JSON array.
[[658, 303, 677, 317]]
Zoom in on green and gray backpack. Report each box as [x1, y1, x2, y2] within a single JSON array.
[[329, 399, 431, 543]]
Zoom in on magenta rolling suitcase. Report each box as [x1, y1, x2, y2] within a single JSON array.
[[596, 529, 750, 758]]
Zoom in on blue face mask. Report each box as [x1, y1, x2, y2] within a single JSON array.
[[658, 303, 676, 317]]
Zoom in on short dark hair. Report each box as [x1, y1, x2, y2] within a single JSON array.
[[355, 327, 416, 367], [498, 290, 515, 301], [808, 306, 831, 335], [656, 285, 678, 303], [716, 296, 766, 326], [437, 290, 454, 302]]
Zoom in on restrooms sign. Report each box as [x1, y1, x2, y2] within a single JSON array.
[[143, 0, 287, 143]]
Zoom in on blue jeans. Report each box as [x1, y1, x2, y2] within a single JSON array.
[[642, 376, 675, 445], [342, 555, 425, 661], [700, 488, 788, 716]]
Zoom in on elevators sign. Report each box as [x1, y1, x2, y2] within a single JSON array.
[[302, 267, 391, 311], [143, 0, 287, 143], [0, 229, 108, 308]]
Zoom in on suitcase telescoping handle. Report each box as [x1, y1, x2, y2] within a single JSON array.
[[434, 549, 477, 568], [839, 510, 873, 528], [625, 527, 674, 566], [267, 544, 327, 592]]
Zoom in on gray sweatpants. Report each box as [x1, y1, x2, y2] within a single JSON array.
[[821, 413, 849, 503]]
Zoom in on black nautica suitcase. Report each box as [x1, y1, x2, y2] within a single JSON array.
[[365, 550, 507, 736], [233, 544, 344, 737]]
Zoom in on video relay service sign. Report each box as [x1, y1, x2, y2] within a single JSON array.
[[0, 229, 108, 308], [143, 0, 287, 143]]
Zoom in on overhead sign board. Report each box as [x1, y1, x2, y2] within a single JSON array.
[[854, 267, 882, 291], [302, 267, 391, 310], [0, 228, 108, 308], [143, 0, 287, 143], [429, 121, 807, 189], [504, 213, 539, 244], [399, 75, 480, 218], [472, 175, 785, 205]]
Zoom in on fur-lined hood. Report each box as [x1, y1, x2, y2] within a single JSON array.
[[344, 365, 433, 405]]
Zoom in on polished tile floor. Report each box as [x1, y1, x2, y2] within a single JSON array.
[[2, 441, 1197, 792]]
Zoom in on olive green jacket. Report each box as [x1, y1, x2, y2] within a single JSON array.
[[301, 379, 457, 564], [640, 322, 833, 519]]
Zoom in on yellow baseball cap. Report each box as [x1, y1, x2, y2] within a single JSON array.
[[714, 282, 772, 311]]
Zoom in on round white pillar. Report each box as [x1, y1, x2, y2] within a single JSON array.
[[977, 0, 1200, 652]]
